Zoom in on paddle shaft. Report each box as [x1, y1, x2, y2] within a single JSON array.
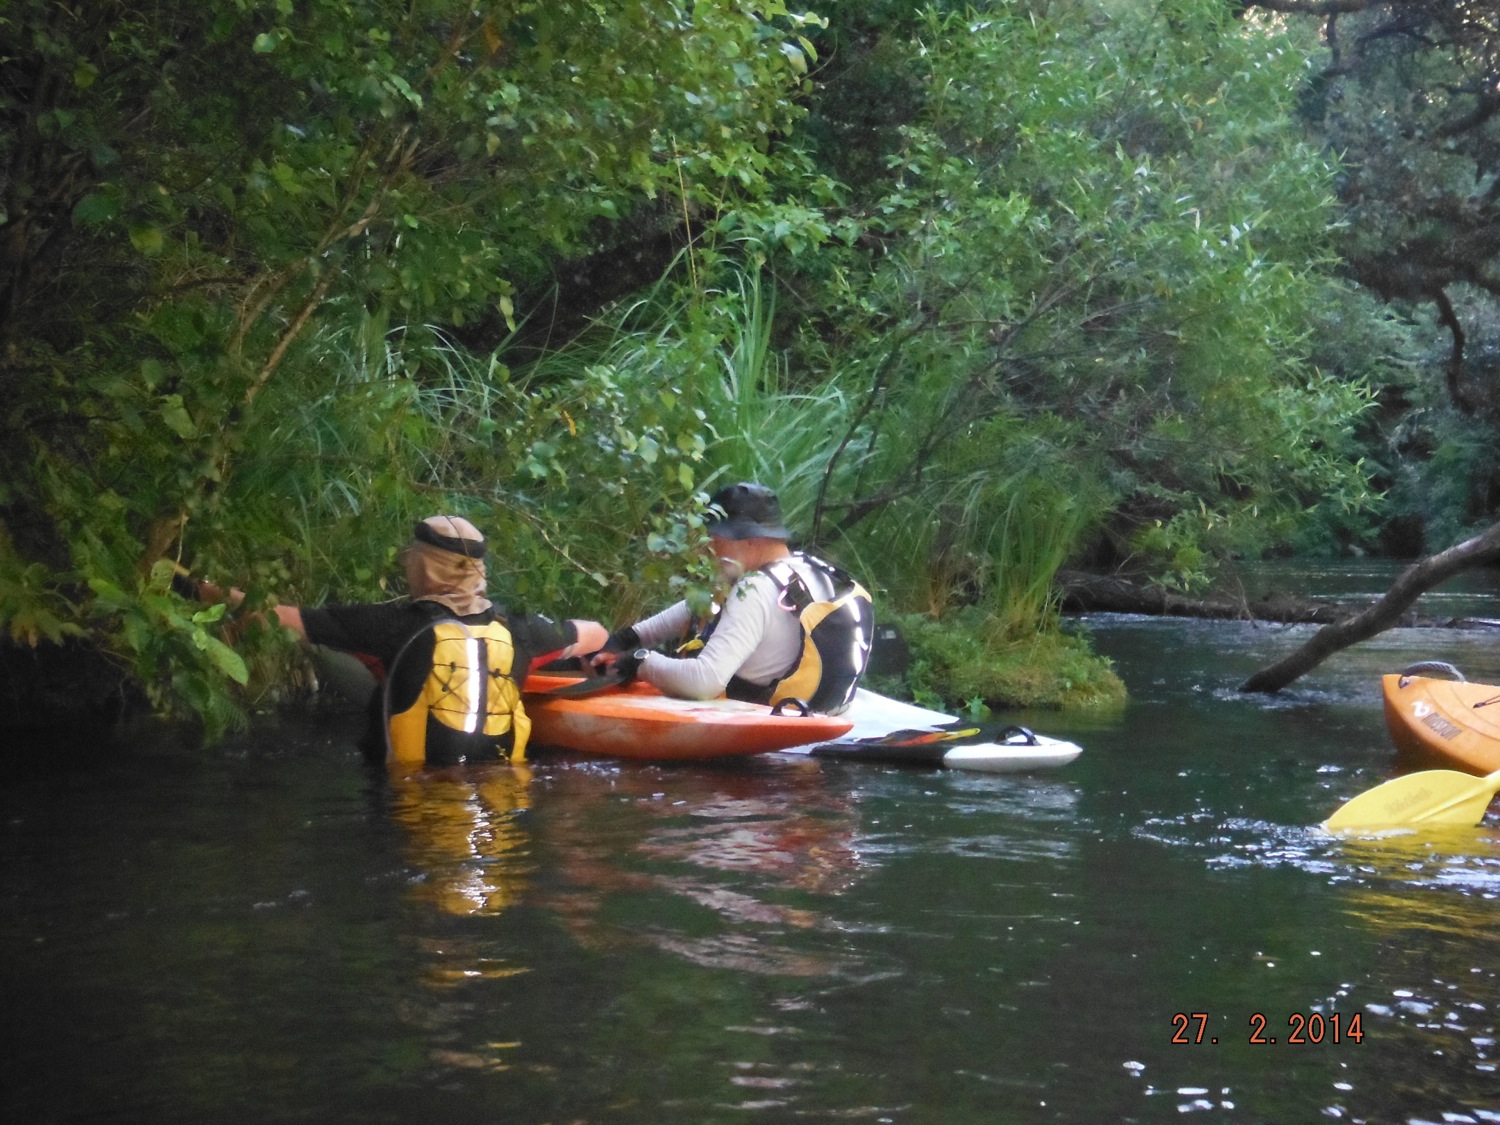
[[531, 670, 629, 698]]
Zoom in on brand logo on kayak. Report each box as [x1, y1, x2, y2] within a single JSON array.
[[1418, 711, 1462, 740]]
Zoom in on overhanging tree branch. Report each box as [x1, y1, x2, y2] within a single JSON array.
[[1240, 520, 1500, 693]]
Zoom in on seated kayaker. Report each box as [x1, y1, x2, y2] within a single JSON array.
[[593, 482, 874, 713], [191, 515, 607, 766]]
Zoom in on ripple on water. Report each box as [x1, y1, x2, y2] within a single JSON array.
[[1138, 812, 1500, 897], [1136, 808, 1500, 1108]]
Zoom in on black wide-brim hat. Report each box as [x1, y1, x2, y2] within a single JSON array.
[[703, 482, 790, 540]]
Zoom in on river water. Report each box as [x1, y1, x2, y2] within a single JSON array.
[[3, 563, 1500, 1124]]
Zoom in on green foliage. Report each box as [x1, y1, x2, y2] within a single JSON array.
[[845, 426, 1105, 628], [781, 0, 1379, 605], [880, 610, 1127, 713], [1273, 285, 1417, 553], [1278, 1, 1500, 545], [83, 560, 249, 738], [188, 301, 722, 612], [0, 0, 1421, 731], [1292, 1, 1497, 311], [0, 0, 831, 725], [0, 535, 83, 648], [681, 269, 862, 528], [1388, 402, 1499, 551]]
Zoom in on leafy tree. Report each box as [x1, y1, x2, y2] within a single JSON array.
[[0, 0, 1413, 729], [0, 0, 828, 727], [778, 0, 1378, 615], [1252, 0, 1500, 544]]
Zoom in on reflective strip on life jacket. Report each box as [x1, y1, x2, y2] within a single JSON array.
[[386, 619, 530, 768]]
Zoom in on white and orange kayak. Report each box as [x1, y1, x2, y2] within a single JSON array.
[[522, 673, 853, 761], [1382, 663, 1500, 776]]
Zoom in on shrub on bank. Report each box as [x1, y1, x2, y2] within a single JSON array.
[[864, 610, 1127, 717]]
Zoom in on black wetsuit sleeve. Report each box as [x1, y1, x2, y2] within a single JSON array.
[[301, 603, 425, 666], [511, 614, 579, 672]]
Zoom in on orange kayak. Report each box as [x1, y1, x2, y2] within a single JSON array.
[[1382, 668, 1500, 776], [522, 673, 853, 761]]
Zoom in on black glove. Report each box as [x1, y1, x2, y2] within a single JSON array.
[[603, 625, 641, 654], [613, 648, 649, 684]]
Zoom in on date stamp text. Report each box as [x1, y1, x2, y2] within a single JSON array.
[[1171, 1011, 1364, 1045]]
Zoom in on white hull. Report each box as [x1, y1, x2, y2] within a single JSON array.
[[779, 688, 1083, 773]]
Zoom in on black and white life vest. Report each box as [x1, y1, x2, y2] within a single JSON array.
[[747, 555, 875, 714]]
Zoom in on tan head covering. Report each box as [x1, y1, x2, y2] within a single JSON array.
[[402, 515, 492, 617]]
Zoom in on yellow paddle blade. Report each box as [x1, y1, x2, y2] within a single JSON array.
[[1322, 767, 1500, 833]]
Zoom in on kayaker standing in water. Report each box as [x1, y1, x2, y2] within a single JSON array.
[[188, 516, 607, 766], [593, 482, 875, 713]]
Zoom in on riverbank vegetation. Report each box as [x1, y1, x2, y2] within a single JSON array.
[[2, 0, 1496, 732]]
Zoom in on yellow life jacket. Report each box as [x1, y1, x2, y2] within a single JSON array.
[[760, 557, 875, 714], [386, 618, 530, 769]]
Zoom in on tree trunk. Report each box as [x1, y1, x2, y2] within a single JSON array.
[[1055, 569, 1353, 624], [1239, 521, 1500, 694]]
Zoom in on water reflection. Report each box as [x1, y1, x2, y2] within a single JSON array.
[[1333, 826, 1500, 898], [630, 773, 865, 895], [19, 568, 1500, 1124], [1146, 807, 1500, 898], [537, 759, 871, 977], [379, 753, 884, 986], [1335, 835, 1500, 1116], [387, 763, 536, 920], [1210, 820, 1500, 1117]]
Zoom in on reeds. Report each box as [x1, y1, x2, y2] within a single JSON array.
[[181, 264, 1107, 719]]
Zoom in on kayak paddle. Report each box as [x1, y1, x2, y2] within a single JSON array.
[[1322, 767, 1500, 833], [532, 668, 631, 699], [808, 723, 1031, 766]]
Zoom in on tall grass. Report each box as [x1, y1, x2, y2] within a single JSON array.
[[845, 426, 1103, 638], [206, 265, 1100, 710], [692, 270, 863, 529], [209, 311, 419, 603]]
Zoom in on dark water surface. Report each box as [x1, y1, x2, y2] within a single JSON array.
[[5, 563, 1500, 1124]]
